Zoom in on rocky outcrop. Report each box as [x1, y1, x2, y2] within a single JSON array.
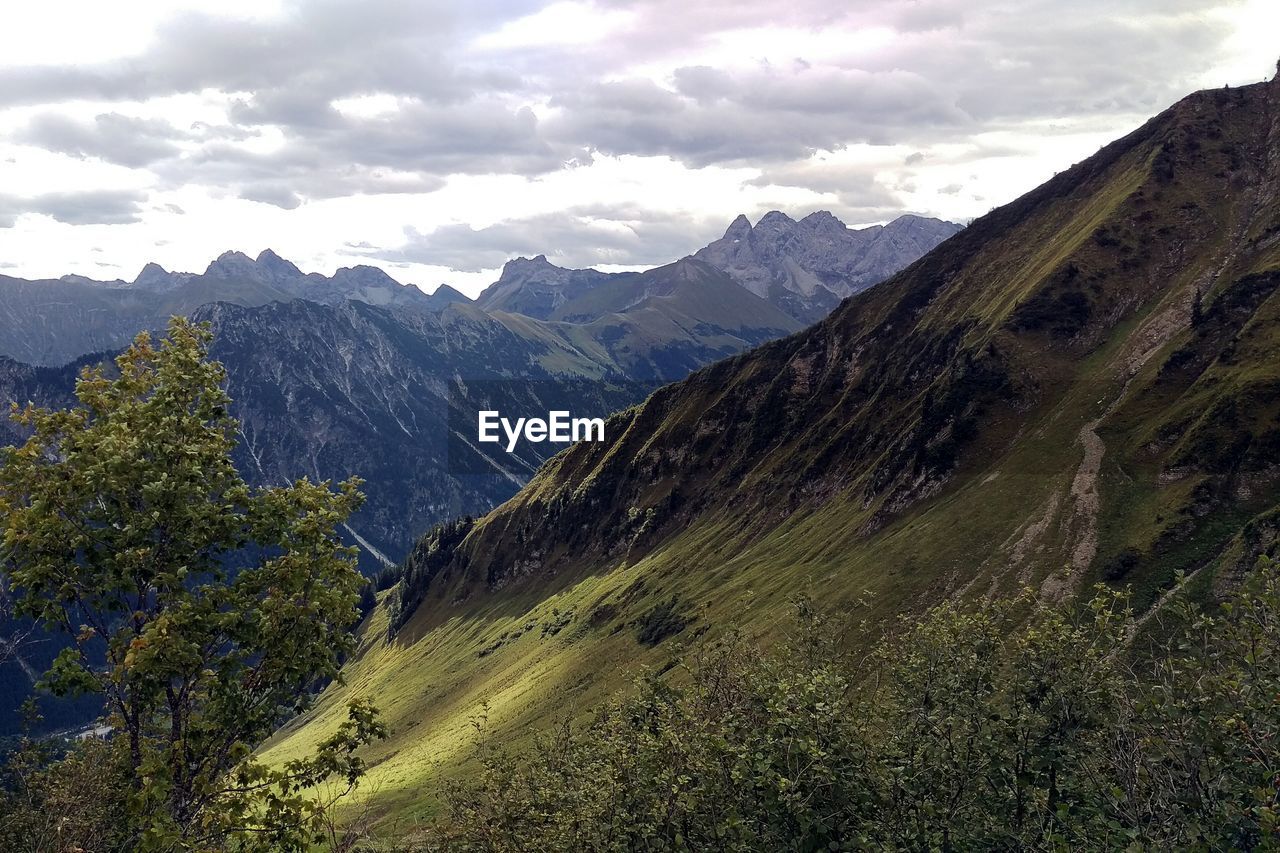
[[694, 211, 962, 323]]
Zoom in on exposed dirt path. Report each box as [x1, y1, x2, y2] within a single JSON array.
[[1068, 419, 1106, 573], [1044, 293, 1192, 601], [1006, 491, 1062, 583]]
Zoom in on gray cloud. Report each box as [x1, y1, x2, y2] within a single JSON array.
[[0, 189, 148, 226], [4, 1, 1251, 159], [139, 99, 556, 207], [0, 3, 529, 109], [544, 67, 972, 166], [163, 137, 452, 208], [750, 163, 903, 205], [15, 112, 185, 168], [0, 0, 1265, 250]]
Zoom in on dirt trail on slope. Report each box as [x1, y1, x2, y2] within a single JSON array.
[[1042, 290, 1194, 602], [1005, 491, 1062, 583], [1040, 416, 1108, 602], [1068, 420, 1107, 573]]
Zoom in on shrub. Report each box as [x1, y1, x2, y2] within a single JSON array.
[[633, 595, 691, 646], [418, 557, 1280, 851]]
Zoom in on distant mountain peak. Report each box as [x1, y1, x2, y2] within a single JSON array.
[[255, 248, 305, 281], [723, 214, 753, 240], [429, 283, 469, 301], [205, 250, 258, 279], [693, 209, 961, 323], [797, 210, 853, 236], [333, 264, 398, 287], [757, 210, 796, 227], [57, 273, 124, 287], [668, 256, 714, 278], [133, 262, 169, 285], [496, 254, 561, 283]]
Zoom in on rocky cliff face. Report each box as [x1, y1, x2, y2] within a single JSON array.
[[694, 211, 962, 323]]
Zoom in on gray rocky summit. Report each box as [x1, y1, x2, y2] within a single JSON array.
[[694, 211, 962, 323]]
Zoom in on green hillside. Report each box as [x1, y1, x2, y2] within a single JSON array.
[[263, 72, 1280, 825]]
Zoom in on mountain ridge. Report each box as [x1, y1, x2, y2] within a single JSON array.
[[694, 210, 963, 323], [0, 209, 952, 367], [261, 74, 1280, 819]]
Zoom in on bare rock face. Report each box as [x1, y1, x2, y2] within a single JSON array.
[[694, 211, 962, 324]]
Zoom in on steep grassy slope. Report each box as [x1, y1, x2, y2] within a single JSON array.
[[265, 74, 1280, 824]]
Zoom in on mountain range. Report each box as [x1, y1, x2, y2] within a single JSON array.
[[695, 211, 962, 323], [0, 211, 956, 566], [261, 70, 1280, 822], [0, 211, 956, 733], [477, 214, 961, 326]]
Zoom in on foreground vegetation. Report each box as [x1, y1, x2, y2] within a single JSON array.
[[413, 562, 1280, 851], [0, 320, 385, 851]]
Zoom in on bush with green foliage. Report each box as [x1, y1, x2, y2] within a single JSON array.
[[420, 558, 1280, 851], [0, 726, 131, 851], [0, 319, 386, 852]]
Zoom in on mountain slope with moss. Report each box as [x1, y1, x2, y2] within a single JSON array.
[[264, 72, 1280, 824]]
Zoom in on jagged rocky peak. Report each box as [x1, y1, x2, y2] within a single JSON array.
[[202, 248, 307, 286], [332, 264, 400, 287], [134, 261, 169, 284], [130, 261, 185, 292], [255, 248, 304, 280], [204, 250, 261, 279], [799, 210, 844, 226], [498, 254, 558, 281], [723, 214, 753, 240], [693, 209, 961, 323], [755, 210, 797, 231], [797, 209, 859, 237]]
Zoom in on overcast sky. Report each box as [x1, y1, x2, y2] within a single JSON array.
[[0, 0, 1276, 296]]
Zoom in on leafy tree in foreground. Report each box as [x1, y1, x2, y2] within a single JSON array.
[[0, 318, 386, 852]]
